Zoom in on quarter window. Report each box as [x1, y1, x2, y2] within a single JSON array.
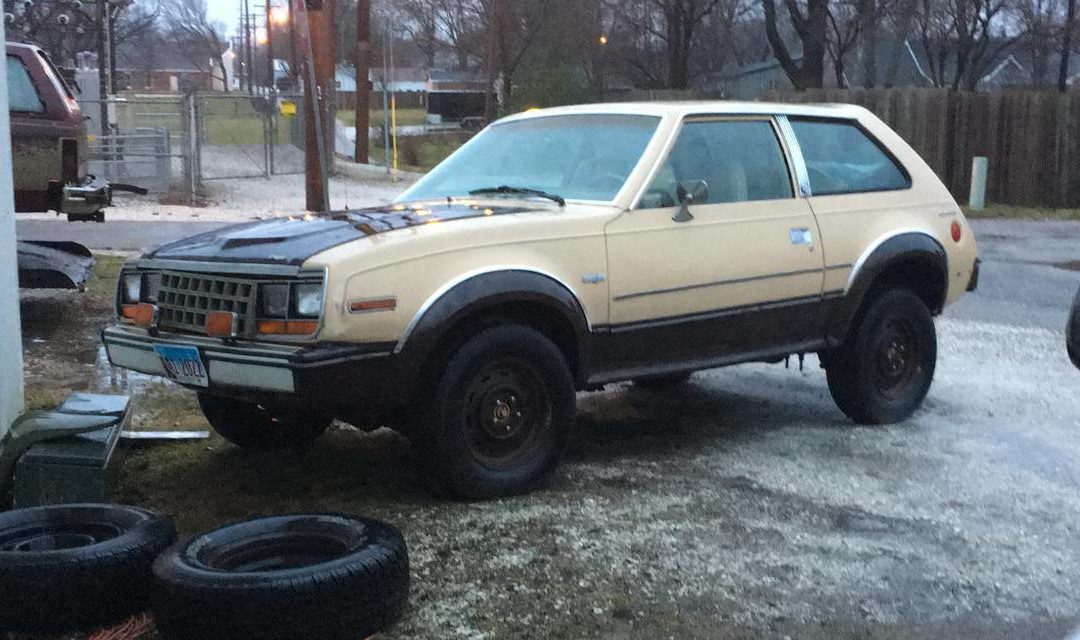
[[641, 119, 793, 209], [790, 118, 910, 195], [7, 55, 44, 113]]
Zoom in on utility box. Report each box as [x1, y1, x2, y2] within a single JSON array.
[[3, 394, 129, 508]]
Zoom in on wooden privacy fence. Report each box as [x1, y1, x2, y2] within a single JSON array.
[[762, 88, 1080, 209]]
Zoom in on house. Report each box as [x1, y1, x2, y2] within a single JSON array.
[[111, 42, 231, 92]]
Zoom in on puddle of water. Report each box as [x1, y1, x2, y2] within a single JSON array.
[[93, 345, 173, 394]]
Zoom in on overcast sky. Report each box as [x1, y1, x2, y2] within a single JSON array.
[[207, 0, 241, 36]]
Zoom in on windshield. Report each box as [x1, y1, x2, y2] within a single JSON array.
[[399, 114, 661, 203]]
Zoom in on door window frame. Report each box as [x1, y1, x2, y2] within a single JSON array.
[[630, 114, 802, 211]]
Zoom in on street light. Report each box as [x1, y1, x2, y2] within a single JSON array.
[[270, 5, 289, 25], [599, 35, 608, 45]]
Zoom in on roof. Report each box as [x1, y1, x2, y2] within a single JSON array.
[[500, 101, 869, 123]]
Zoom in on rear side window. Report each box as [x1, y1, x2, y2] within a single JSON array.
[[7, 55, 45, 113], [790, 118, 910, 195]]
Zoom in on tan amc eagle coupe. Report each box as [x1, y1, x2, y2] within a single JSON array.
[[103, 102, 980, 498]]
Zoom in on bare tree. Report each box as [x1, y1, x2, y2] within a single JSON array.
[[162, 0, 231, 90], [438, 0, 483, 71], [1061, 0, 1077, 90], [764, 0, 831, 90], [915, 0, 1015, 90], [400, 0, 443, 68], [1017, 0, 1064, 86]]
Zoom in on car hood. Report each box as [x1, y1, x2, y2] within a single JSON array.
[[144, 201, 536, 266]]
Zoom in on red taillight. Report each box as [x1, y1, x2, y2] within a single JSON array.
[[951, 221, 962, 243]]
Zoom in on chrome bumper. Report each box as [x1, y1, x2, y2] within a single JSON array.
[[62, 175, 111, 221], [102, 325, 307, 393]]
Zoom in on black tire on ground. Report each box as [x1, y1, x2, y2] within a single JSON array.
[[197, 393, 331, 451], [0, 504, 176, 635], [826, 288, 937, 424], [413, 324, 576, 499], [633, 372, 692, 390], [152, 514, 409, 640]]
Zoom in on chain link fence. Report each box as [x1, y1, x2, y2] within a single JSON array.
[[78, 91, 308, 204]]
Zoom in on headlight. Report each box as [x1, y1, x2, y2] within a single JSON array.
[[293, 283, 324, 317], [141, 272, 161, 303], [121, 273, 141, 304], [259, 284, 290, 318]]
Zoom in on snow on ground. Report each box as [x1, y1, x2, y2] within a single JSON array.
[[16, 163, 419, 224]]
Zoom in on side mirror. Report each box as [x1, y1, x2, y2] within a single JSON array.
[[673, 179, 708, 223]]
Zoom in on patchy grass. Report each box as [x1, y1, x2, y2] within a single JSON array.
[[963, 204, 1080, 221], [367, 133, 468, 173], [337, 108, 429, 128]]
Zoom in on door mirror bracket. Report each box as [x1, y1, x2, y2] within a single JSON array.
[[673, 180, 708, 223]]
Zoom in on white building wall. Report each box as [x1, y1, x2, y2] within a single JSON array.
[[0, 17, 25, 436]]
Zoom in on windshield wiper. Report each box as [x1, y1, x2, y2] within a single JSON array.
[[469, 185, 566, 206]]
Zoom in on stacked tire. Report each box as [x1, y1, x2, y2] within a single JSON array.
[[0, 505, 409, 639]]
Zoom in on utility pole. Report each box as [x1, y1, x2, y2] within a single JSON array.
[[484, 0, 499, 123], [354, 0, 371, 163], [266, 1, 275, 93], [97, 0, 113, 133], [288, 0, 299, 91], [296, 0, 333, 211], [244, 0, 254, 94], [0, 14, 24, 437]]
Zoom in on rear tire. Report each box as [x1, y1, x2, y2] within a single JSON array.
[[633, 372, 692, 390], [197, 393, 330, 451], [826, 289, 937, 424], [413, 324, 576, 499]]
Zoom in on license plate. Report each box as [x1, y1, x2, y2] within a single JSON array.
[[154, 344, 209, 387]]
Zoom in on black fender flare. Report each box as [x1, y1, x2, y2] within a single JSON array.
[[396, 269, 592, 385], [826, 232, 948, 345]]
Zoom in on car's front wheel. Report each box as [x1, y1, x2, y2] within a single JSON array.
[[197, 393, 330, 451], [413, 324, 576, 499], [825, 288, 937, 424]]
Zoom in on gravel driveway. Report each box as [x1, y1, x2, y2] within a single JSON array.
[[86, 219, 1080, 639]]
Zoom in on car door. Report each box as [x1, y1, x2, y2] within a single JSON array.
[[601, 116, 825, 371]]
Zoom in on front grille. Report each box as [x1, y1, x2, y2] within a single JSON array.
[[157, 272, 256, 335]]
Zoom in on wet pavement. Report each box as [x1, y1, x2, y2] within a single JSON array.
[[16, 219, 1080, 639]]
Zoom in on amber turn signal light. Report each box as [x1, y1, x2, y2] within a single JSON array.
[[121, 303, 158, 328], [205, 311, 239, 338], [257, 320, 319, 336]]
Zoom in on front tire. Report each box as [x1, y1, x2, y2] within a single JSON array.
[[197, 393, 330, 451], [826, 289, 937, 424], [413, 324, 576, 499]]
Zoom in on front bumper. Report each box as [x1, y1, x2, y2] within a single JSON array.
[[102, 325, 398, 402]]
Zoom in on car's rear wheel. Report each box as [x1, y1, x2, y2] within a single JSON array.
[[633, 372, 692, 390], [413, 324, 576, 499], [197, 393, 330, 451], [826, 289, 937, 424]]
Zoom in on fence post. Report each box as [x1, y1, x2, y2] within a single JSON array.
[[969, 156, 988, 211], [180, 91, 199, 205]]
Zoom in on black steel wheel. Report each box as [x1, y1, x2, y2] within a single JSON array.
[[198, 393, 330, 451], [826, 288, 937, 424], [0, 504, 176, 635], [152, 514, 408, 640], [414, 324, 576, 499]]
